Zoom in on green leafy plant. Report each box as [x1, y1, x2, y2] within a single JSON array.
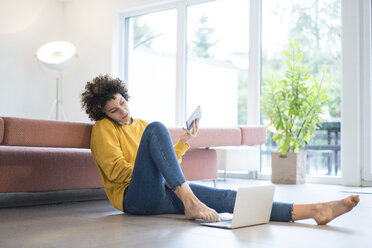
[[261, 39, 330, 155]]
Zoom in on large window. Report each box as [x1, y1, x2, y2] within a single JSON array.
[[120, 0, 371, 185], [124, 0, 250, 127], [261, 0, 342, 177]]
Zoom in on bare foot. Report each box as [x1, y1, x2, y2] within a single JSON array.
[[184, 199, 220, 223], [173, 182, 220, 222], [313, 195, 360, 225]]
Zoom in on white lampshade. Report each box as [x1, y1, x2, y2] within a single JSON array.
[[36, 41, 76, 71]]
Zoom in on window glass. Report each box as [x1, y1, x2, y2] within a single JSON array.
[[186, 0, 250, 126], [126, 9, 177, 126], [261, 0, 342, 176]]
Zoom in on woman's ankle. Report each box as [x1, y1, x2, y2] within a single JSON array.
[[174, 182, 197, 204], [292, 203, 319, 221]]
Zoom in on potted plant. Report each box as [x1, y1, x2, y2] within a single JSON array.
[[261, 39, 329, 184]]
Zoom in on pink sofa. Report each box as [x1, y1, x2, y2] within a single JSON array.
[[0, 116, 266, 194]]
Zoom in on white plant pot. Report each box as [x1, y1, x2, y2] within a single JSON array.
[[271, 151, 306, 184]]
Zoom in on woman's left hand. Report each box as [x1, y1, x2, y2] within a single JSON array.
[[180, 118, 199, 144]]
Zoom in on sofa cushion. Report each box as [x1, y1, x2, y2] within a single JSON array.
[[0, 146, 217, 193], [0, 146, 102, 192], [168, 127, 242, 148], [1, 117, 92, 148]]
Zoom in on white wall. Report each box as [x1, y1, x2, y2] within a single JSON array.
[[0, 0, 63, 120], [0, 0, 165, 122]]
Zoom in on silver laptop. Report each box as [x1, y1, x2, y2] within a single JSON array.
[[200, 185, 275, 229]]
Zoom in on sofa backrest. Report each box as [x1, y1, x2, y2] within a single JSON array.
[[239, 126, 267, 146], [168, 127, 242, 148], [0, 117, 92, 148], [0, 117, 266, 148]]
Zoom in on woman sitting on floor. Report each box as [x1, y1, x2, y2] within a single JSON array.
[[81, 74, 359, 224]]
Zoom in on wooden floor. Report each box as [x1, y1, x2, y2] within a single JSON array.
[[1, 179, 371, 248]]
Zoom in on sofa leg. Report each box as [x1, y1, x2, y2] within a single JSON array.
[[213, 179, 217, 188]]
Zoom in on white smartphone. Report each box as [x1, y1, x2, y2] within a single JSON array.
[[186, 105, 201, 131]]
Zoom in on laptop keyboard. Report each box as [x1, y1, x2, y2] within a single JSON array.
[[218, 213, 233, 221]]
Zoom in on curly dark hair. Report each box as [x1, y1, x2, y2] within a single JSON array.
[[81, 74, 130, 121]]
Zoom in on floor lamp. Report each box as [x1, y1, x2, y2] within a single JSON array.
[[36, 41, 76, 120]]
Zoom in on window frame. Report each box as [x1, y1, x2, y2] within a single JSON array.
[[362, 0, 372, 185], [113, 0, 213, 126], [342, 0, 372, 186]]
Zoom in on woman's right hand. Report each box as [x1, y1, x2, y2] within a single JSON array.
[[180, 118, 199, 144]]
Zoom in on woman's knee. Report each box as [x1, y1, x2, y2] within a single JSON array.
[[146, 121, 168, 134]]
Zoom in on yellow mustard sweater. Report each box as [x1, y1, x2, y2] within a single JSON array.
[[90, 118, 190, 211]]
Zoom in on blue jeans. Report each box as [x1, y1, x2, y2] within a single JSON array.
[[123, 122, 293, 222]]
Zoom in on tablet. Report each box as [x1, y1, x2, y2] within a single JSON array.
[[186, 105, 201, 131]]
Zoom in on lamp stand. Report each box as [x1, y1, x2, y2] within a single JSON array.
[[47, 73, 66, 120]]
